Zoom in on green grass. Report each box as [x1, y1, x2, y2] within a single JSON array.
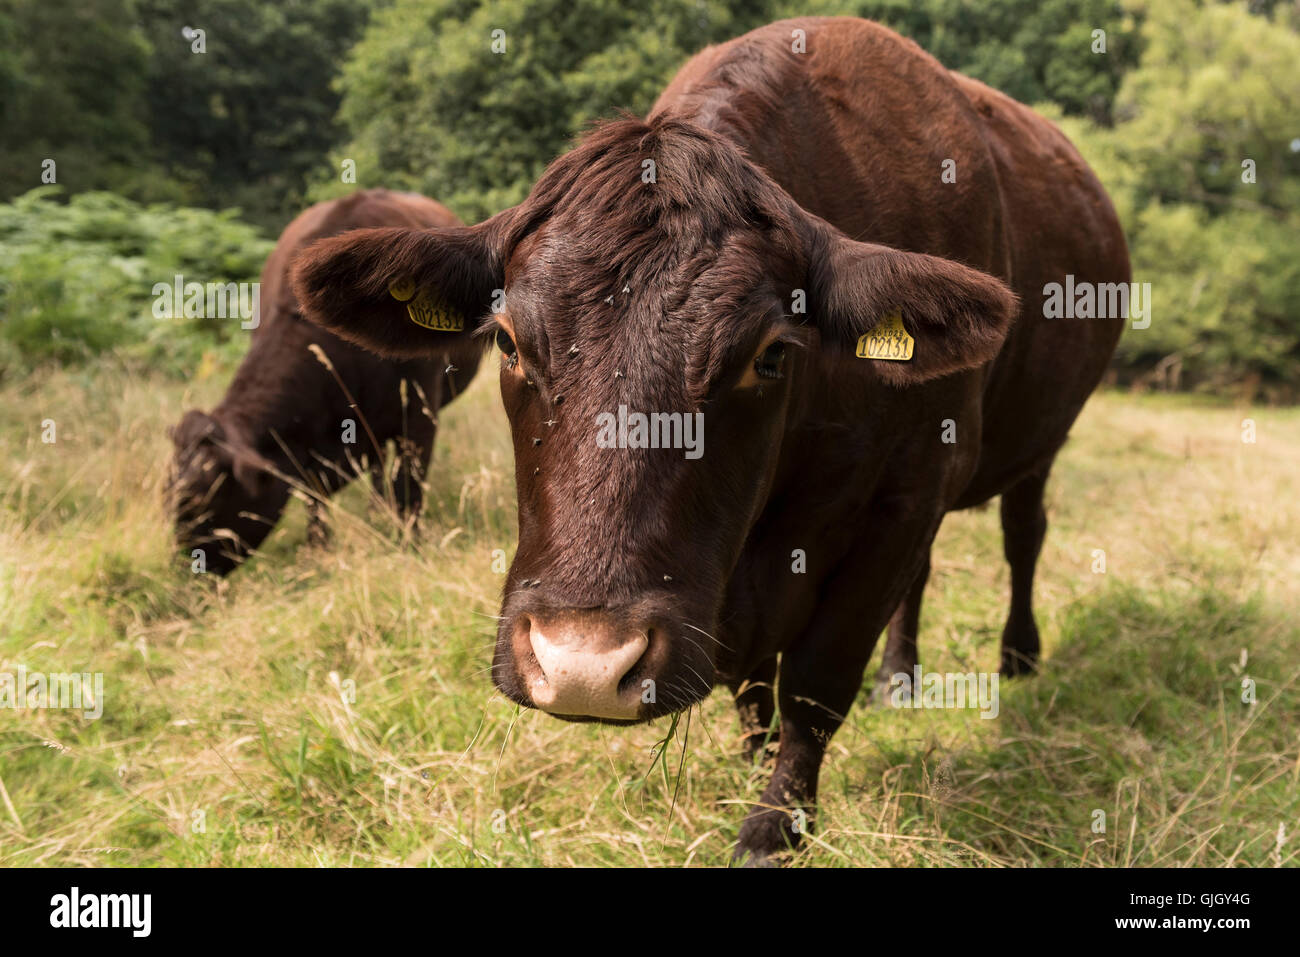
[[1, 358, 1297, 866]]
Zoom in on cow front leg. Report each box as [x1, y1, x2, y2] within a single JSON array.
[[733, 639, 873, 866], [731, 656, 777, 763], [734, 512, 940, 866], [393, 431, 433, 538], [872, 554, 929, 705], [306, 497, 331, 548], [368, 457, 392, 510]]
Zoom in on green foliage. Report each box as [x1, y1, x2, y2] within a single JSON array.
[[1113, 0, 1299, 213], [325, 0, 1141, 220], [0, 0, 159, 198], [768, 0, 1141, 123], [321, 0, 772, 221], [0, 0, 371, 229], [1057, 0, 1300, 398], [327, 0, 1142, 224], [0, 189, 273, 378], [136, 0, 372, 230]]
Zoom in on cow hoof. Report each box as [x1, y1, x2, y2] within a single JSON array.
[[999, 617, 1040, 677], [871, 679, 895, 708], [732, 846, 783, 868], [999, 648, 1039, 678], [734, 805, 803, 866], [871, 667, 913, 708]]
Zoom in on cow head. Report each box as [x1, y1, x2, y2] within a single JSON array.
[[292, 117, 1016, 722], [167, 409, 287, 576]]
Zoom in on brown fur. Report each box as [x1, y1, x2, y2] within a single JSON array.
[[168, 189, 481, 575], [293, 18, 1128, 863]]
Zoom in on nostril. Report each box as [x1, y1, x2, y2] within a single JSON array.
[[514, 615, 546, 687], [618, 628, 654, 692]]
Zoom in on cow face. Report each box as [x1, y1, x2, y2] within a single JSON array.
[[167, 410, 287, 576], [292, 118, 1015, 722]]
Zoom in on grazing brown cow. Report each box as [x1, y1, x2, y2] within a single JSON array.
[[169, 189, 481, 576], [292, 18, 1129, 863]]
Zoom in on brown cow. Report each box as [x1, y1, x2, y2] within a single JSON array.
[[169, 189, 481, 576], [292, 18, 1129, 863]]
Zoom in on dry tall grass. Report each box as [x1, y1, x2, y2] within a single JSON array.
[[1, 360, 1296, 866]]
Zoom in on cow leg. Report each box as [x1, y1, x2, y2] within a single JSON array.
[[733, 631, 879, 867], [999, 468, 1049, 676], [306, 497, 331, 548], [872, 555, 929, 705], [368, 457, 392, 510], [734, 511, 940, 866], [386, 370, 444, 539], [732, 656, 778, 763], [395, 368, 437, 537], [393, 431, 433, 537]]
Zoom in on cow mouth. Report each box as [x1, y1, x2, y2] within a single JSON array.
[[544, 712, 647, 727], [520, 697, 703, 726], [492, 661, 713, 725]]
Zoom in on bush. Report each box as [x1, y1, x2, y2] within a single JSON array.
[[0, 188, 273, 379], [1055, 0, 1300, 400], [320, 0, 771, 222]]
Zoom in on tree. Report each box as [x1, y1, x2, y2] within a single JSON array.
[[322, 0, 774, 222], [0, 0, 372, 228], [138, 0, 372, 229], [1060, 0, 1300, 397], [767, 0, 1142, 124], [0, 0, 157, 200]]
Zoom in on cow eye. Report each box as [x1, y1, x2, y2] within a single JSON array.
[[496, 328, 518, 366], [754, 341, 786, 379]]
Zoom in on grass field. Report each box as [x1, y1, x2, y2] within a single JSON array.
[[1, 358, 1297, 867]]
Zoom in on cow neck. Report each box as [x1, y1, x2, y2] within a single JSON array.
[[213, 312, 327, 462]]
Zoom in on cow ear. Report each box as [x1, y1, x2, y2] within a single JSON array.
[[232, 445, 277, 497], [807, 224, 1018, 386], [172, 409, 225, 449], [291, 211, 510, 359]]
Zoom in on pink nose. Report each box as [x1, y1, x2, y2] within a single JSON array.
[[522, 613, 649, 720]]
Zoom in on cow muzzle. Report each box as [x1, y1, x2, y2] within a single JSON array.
[[509, 610, 661, 721]]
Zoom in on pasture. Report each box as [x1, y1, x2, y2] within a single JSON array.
[[1, 361, 1296, 866]]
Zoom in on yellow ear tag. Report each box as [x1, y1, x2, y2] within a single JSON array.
[[855, 310, 914, 361], [388, 279, 463, 332]]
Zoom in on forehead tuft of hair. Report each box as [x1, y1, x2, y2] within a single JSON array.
[[504, 116, 801, 268]]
